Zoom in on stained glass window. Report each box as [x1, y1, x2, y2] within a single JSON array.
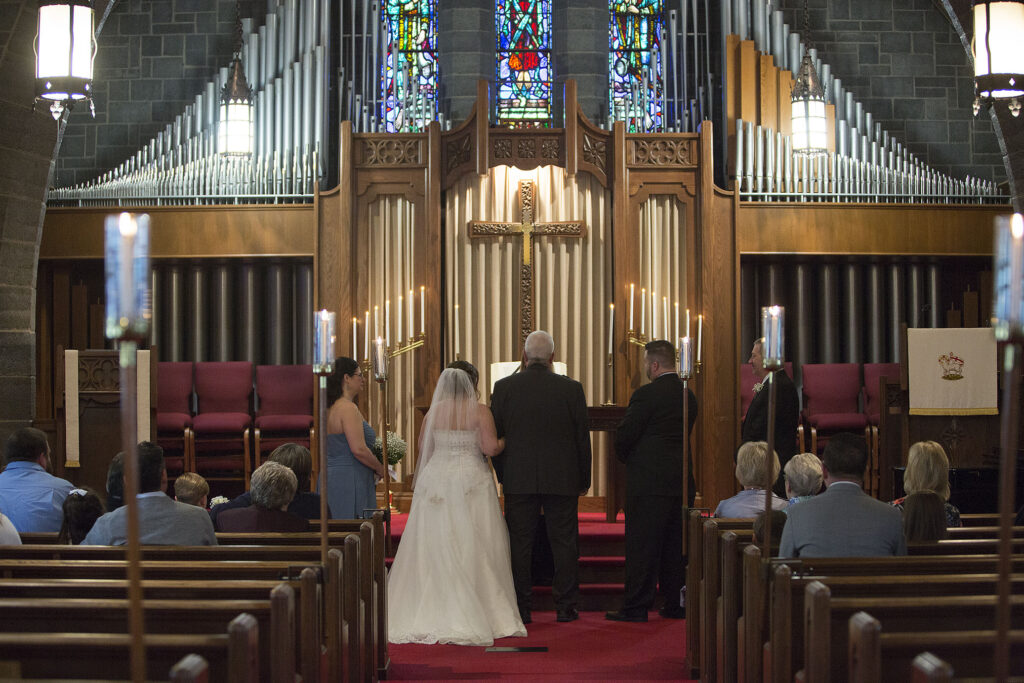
[[496, 0, 552, 127], [382, 0, 437, 133], [609, 0, 663, 132]]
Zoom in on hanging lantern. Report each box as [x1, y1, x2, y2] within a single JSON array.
[[34, 0, 96, 120], [218, 55, 254, 156], [791, 51, 828, 156], [973, 0, 1024, 116]]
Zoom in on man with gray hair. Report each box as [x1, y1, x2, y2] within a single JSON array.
[[491, 330, 592, 624]]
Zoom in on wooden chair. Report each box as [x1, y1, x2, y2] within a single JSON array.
[[192, 361, 254, 489], [156, 361, 194, 476], [253, 364, 315, 480], [799, 363, 867, 455], [862, 362, 900, 496]]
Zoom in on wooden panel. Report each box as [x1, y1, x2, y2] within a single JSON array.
[[738, 41, 759, 129], [41, 205, 315, 259], [759, 55, 778, 132], [778, 70, 793, 137], [71, 284, 88, 350], [826, 103, 836, 155], [726, 34, 741, 180], [737, 203, 1009, 255]]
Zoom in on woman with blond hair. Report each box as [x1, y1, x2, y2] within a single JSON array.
[[891, 440, 961, 528], [714, 441, 787, 518]]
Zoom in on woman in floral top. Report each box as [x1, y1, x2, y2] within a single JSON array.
[[891, 441, 961, 528]]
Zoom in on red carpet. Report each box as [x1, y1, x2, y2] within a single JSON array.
[[387, 611, 694, 681], [386, 511, 626, 544]]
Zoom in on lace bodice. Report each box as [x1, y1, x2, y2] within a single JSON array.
[[430, 429, 479, 457]]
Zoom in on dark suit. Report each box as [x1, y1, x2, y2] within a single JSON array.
[[491, 362, 592, 613], [614, 372, 697, 616], [741, 369, 800, 493]]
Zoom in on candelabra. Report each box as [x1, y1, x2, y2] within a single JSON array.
[[760, 305, 784, 563]]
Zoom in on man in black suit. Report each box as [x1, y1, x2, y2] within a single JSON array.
[[605, 340, 697, 622], [741, 337, 800, 495], [491, 330, 592, 624]]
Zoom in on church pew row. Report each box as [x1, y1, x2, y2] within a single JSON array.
[[0, 614, 258, 682], [767, 567, 1024, 683], [739, 546, 1024, 683], [700, 520, 754, 683], [0, 576, 320, 683], [848, 612, 1024, 683], [801, 581, 1024, 683]]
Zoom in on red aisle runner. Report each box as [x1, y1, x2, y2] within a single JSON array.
[[387, 612, 693, 681]]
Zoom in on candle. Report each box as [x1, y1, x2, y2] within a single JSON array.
[[420, 285, 426, 334], [385, 299, 391, 348], [697, 314, 704, 363], [454, 303, 461, 358], [607, 303, 615, 356], [363, 310, 370, 361], [679, 336, 692, 378], [662, 297, 669, 342], [640, 288, 646, 337], [761, 305, 785, 370], [313, 309, 335, 373], [397, 296, 403, 344], [372, 336, 388, 381], [408, 289, 414, 340], [352, 317, 358, 358], [651, 290, 657, 339], [685, 308, 690, 339], [674, 302, 679, 347], [374, 305, 380, 339], [629, 283, 635, 330], [104, 212, 150, 340]]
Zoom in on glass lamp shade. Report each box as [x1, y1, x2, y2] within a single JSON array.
[[791, 52, 827, 156], [35, 0, 95, 102], [973, 1, 1024, 99], [218, 100, 253, 156]]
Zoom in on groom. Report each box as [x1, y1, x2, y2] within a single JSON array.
[[491, 330, 592, 624]]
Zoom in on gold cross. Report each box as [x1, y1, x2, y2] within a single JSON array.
[[469, 180, 587, 343]]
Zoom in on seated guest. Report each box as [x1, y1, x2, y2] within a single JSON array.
[[0, 512, 20, 545], [210, 443, 329, 524], [891, 440, 961, 527], [105, 452, 125, 510], [216, 462, 309, 532], [0, 427, 74, 532], [902, 491, 949, 543], [174, 472, 210, 508], [784, 452, 823, 510], [753, 509, 788, 554], [58, 488, 105, 544], [780, 433, 905, 558], [83, 442, 217, 546], [714, 441, 787, 518]]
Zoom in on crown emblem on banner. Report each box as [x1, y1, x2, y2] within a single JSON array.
[[938, 351, 965, 381]]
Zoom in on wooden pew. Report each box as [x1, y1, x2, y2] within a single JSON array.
[[767, 567, 1024, 683], [170, 653, 210, 683], [959, 513, 1000, 526], [803, 581, 1024, 682], [699, 521, 753, 683], [0, 613, 259, 682], [848, 611, 1024, 682]]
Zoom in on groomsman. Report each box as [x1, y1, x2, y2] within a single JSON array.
[[606, 340, 697, 622], [491, 330, 592, 624]]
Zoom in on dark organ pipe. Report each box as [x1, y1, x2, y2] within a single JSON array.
[[237, 262, 263, 364], [266, 262, 291, 366], [927, 264, 941, 328], [166, 265, 185, 363], [866, 263, 885, 363], [887, 264, 905, 363], [842, 263, 862, 363], [210, 263, 234, 362], [294, 263, 314, 364], [189, 266, 208, 363], [817, 264, 838, 363], [793, 262, 814, 376]]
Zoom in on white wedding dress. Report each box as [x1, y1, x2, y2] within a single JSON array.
[[387, 429, 527, 645]]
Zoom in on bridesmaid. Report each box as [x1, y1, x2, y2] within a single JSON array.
[[323, 357, 385, 519]]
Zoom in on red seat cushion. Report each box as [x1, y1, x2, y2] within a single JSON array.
[[808, 413, 868, 431], [157, 412, 192, 431], [192, 412, 252, 433], [256, 414, 314, 431]]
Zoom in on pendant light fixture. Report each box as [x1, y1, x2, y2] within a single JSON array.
[[972, 0, 1024, 117], [34, 0, 96, 120], [218, 0, 254, 156], [790, 0, 827, 156]]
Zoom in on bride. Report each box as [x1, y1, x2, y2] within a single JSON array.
[[387, 365, 527, 646]]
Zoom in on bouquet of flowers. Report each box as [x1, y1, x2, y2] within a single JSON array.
[[371, 431, 407, 466]]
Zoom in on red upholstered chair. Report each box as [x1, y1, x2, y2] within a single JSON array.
[[799, 363, 867, 456], [191, 361, 254, 488], [156, 362, 194, 476], [254, 364, 315, 485], [863, 362, 901, 496]]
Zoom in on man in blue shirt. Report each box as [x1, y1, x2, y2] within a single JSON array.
[[0, 428, 74, 533]]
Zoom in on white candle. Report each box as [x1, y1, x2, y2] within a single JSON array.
[[651, 290, 657, 339], [408, 289, 414, 340], [385, 299, 391, 348], [629, 283, 635, 330], [420, 285, 426, 334], [674, 302, 679, 347], [685, 308, 690, 339], [374, 305, 380, 339], [662, 297, 669, 342], [679, 336, 692, 378], [697, 314, 703, 363], [640, 288, 646, 337], [117, 213, 137, 324], [352, 317, 358, 358], [607, 303, 615, 355], [1008, 214, 1024, 330], [454, 303, 461, 358], [397, 296, 403, 344], [363, 310, 370, 361], [105, 212, 151, 340]]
